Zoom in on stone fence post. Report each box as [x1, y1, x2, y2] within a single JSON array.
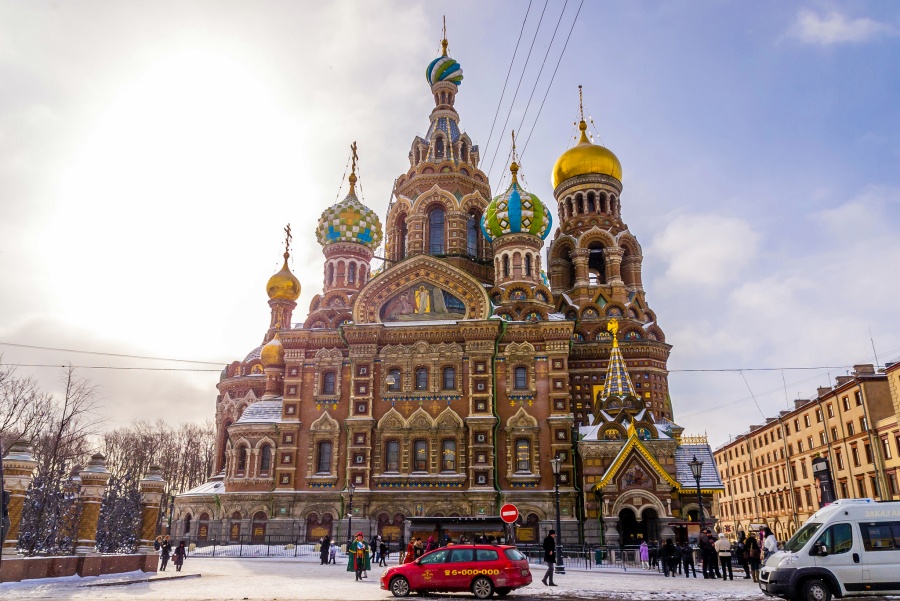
[[1, 441, 38, 556], [138, 465, 166, 554], [75, 453, 110, 556]]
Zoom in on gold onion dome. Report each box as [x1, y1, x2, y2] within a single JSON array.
[[552, 120, 622, 188], [260, 333, 285, 367], [266, 252, 301, 301]]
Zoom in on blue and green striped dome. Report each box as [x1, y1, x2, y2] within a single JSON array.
[[426, 55, 463, 87], [316, 189, 383, 250], [481, 165, 552, 242]]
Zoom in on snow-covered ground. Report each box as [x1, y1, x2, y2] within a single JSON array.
[[1, 554, 770, 600]]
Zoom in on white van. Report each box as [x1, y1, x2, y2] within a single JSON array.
[[760, 499, 900, 601]]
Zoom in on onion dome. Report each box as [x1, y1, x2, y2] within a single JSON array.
[[316, 166, 383, 249], [260, 333, 285, 368], [426, 38, 463, 87], [267, 252, 301, 301], [481, 161, 552, 242], [552, 120, 622, 188]]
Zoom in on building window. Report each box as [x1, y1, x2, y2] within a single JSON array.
[[842, 396, 850, 411], [857, 478, 866, 497], [316, 441, 332, 474], [852, 446, 860, 467], [385, 441, 400, 472], [503, 255, 510, 278], [515, 438, 531, 472], [442, 367, 456, 390], [260, 445, 272, 473], [860, 417, 868, 432], [846, 421, 855, 436], [840, 481, 849, 499], [442, 440, 456, 472], [429, 207, 445, 255], [801, 460, 808, 479], [804, 488, 813, 507], [323, 372, 336, 395], [794, 419, 800, 432], [413, 440, 428, 472], [865, 443, 873, 464], [348, 262, 356, 284], [514, 366, 528, 390], [816, 409, 823, 422], [466, 212, 480, 257], [884, 438, 894, 460], [804, 414, 811, 428], [855, 391, 863, 406], [827, 403, 834, 418], [836, 451, 844, 471], [238, 446, 248, 474], [831, 426, 838, 442], [388, 368, 401, 391], [525, 253, 532, 276], [415, 367, 428, 390]]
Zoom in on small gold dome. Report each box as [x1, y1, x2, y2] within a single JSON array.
[[266, 252, 301, 301], [552, 121, 622, 188], [260, 333, 285, 368]]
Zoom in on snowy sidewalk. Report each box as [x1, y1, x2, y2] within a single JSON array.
[[1, 556, 768, 600]]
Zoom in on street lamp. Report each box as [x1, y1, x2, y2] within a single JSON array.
[[347, 482, 356, 547], [549, 456, 565, 575], [689, 455, 705, 529]]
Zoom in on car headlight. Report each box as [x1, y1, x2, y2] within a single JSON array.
[[777, 553, 799, 567]]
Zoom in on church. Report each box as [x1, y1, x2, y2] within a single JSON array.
[[175, 31, 723, 547]]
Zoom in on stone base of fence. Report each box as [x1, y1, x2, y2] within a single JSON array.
[[0, 552, 157, 583]]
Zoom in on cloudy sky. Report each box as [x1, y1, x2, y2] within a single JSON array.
[[1, 1, 898, 449]]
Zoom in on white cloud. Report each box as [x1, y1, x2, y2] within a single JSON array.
[[650, 214, 760, 287], [791, 9, 893, 45]]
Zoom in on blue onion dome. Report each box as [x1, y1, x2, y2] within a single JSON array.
[[426, 39, 463, 87], [481, 162, 552, 242], [316, 172, 383, 250]]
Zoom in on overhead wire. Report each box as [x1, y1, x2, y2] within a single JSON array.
[[481, 0, 533, 162], [0, 341, 225, 366]]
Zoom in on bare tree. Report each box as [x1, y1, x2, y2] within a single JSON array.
[[0, 357, 54, 455]]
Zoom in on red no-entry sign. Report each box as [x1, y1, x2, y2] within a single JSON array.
[[500, 503, 519, 523]]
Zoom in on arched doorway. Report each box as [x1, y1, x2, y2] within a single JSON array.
[[198, 512, 210, 541], [251, 511, 267, 543], [641, 508, 661, 543], [378, 513, 405, 543], [229, 511, 242, 541], [515, 513, 540, 544], [618, 508, 639, 546], [306, 512, 333, 542]]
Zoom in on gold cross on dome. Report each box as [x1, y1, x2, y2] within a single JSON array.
[[283, 223, 292, 255]]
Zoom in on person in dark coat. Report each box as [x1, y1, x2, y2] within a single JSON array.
[[379, 538, 388, 567], [320, 536, 331, 565], [159, 535, 172, 571], [173, 541, 187, 572], [680, 541, 697, 578], [542, 530, 557, 586], [661, 538, 678, 577], [736, 531, 750, 579]]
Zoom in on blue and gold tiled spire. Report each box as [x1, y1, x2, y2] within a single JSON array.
[[316, 142, 383, 250], [599, 319, 636, 400]]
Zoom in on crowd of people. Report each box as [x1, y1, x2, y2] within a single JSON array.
[[638, 527, 780, 582], [153, 535, 187, 572]]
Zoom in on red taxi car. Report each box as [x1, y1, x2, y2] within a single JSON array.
[[381, 544, 532, 598]]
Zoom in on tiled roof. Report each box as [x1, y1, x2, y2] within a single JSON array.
[[600, 343, 636, 400], [235, 399, 284, 424], [675, 444, 725, 490]]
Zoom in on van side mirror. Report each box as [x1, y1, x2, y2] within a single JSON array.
[[811, 543, 828, 557]]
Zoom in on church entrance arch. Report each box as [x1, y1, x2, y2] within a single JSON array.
[[378, 513, 405, 543], [642, 508, 661, 544], [229, 511, 242, 541], [618, 508, 639, 546], [251, 511, 267, 543]]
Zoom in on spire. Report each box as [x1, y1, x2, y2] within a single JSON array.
[[576, 85, 589, 145], [509, 130, 519, 184], [348, 141, 358, 196], [441, 15, 448, 56], [600, 319, 636, 400]]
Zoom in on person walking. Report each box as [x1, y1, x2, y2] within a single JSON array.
[[697, 529, 712, 578], [413, 537, 425, 559], [159, 535, 172, 571], [763, 527, 779, 561], [370, 535, 379, 566], [402, 538, 415, 564], [329, 542, 337, 565], [639, 540, 650, 570], [425, 535, 437, 553], [714, 533, 733, 581], [173, 541, 187, 572], [346, 532, 370, 581], [680, 541, 697, 578], [736, 531, 751, 579], [319, 535, 331, 565], [542, 529, 557, 586], [746, 532, 762, 583], [661, 538, 678, 577], [379, 538, 388, 567]]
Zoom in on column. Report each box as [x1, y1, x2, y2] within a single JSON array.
[[571, 249, 590, 287], [603, 247, 624, 286], [75, 453, 111, 555], [137, 466, 166, 555], [1, 440, 38, 555]]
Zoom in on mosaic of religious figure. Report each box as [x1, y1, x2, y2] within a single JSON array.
[[623, 465, 652, 489], [380, 283, 466, 322]]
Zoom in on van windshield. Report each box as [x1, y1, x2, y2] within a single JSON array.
[[783, 522, 823, 552]]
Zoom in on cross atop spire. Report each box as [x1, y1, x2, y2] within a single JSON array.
[[283, 223, 292, 259], [348, 141, 358, 194], [509, 130, 519, 183], [578, 84, 585, 122], [441, 16, 448, 56]]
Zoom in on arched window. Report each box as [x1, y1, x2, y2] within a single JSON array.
[[442, 440, 457, 472], [348, 262, 356, 284], [327, 263, 335, 286], [388, 368, 401, 391], [323, 372, 336, 395], [317, 441, 332, 474], [461, 142, 469, 162], [503, 255, 510, 278], [588, 243, 606, 284], [515, 439, 531, 472], [238, 446, 248, 474], [415, 367, 428, 390], [185, 513, 192, 534], [514, 366, 528, 389], [385, 440, 400, 472], [466, 212, 480, 257], [413, 440, 428, 472], [398, 214, 408, 260], [525, 254, 532, 276], [429, 208, 445, 255], [260, 445, 272, 473], [435, 137, 444, 159], [577, 195, 585, 214], [587, 192, 596, 213], [442, 367, 456, 390]]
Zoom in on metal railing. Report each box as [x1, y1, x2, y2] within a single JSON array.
[[178, 536, 405, 560]]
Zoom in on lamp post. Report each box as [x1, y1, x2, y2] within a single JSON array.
[[347, 482, 356, 547], [689, 455, 705, 529], [550, 456, 565, 574]]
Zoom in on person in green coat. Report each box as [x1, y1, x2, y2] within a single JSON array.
[[347, 532, 371, 581]]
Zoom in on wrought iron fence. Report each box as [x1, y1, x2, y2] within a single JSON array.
[[179, 535, 406, 560]]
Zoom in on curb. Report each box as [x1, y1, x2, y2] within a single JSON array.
[[79, 573, 202, 587]]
